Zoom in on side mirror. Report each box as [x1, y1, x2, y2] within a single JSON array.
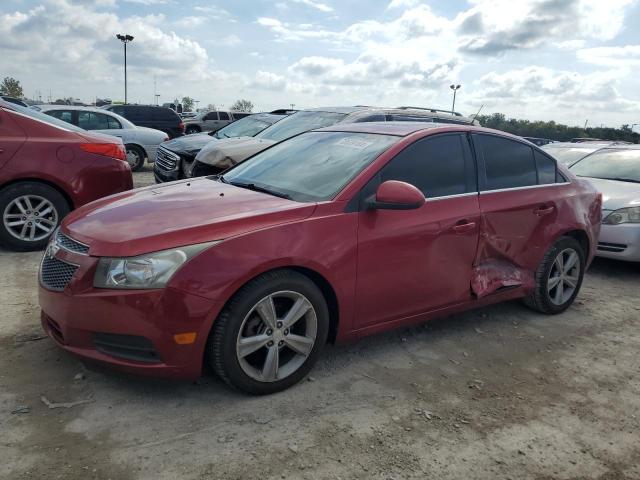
[[367, 180, 425, 210]]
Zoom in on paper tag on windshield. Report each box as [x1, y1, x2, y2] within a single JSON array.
[[335, 137, 373, 150]]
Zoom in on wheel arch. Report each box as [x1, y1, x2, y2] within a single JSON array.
[[0, 177, 74, 210], [561, 229, 590, 258]]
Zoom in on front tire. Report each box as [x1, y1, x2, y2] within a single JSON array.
[[0, 182, 70, 251], [207, 270, 329, 395], [185, 125, 201, 135], [125, 145, 145, 172], [524, 236, 585, 314]]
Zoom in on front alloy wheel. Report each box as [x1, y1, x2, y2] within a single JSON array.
[[236, 291, 317, 382], [547, 248, 581, 306], [208, 270, 329, 394]]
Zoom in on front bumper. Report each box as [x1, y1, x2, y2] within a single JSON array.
[[38, 247, 222, 379], [596, 223, 640, 262]]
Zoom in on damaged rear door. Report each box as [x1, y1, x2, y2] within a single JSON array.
[[354, 133, 479, 328], [471, 133, 562, 297]]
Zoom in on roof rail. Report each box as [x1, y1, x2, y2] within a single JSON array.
[[396, 106, 463, 117]]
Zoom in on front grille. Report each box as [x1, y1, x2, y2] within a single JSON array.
[[56, 230, 89, 254], [597, 242, 627, 253], [93, 333, 161, 363], [40, 256, 78, 291], [155, 146, 180, 172]]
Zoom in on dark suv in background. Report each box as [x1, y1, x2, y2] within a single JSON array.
[[102, 104, 185, 138]]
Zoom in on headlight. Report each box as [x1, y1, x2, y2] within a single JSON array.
[[93, 241, 218, 289], [602, 207, 640, 225]]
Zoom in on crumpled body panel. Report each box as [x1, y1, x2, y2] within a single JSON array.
[[471, 259, 534, 298]]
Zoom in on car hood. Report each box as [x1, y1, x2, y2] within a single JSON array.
[[582, 177, 640, 211], [62, 178, 315, 257], [195, 136, 276, 169], [162, 134, 218, 155]]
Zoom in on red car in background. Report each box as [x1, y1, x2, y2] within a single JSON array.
[[0, 100, 133, 251], [39, 122, 601, 394]]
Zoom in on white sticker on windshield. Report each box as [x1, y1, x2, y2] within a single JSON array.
[[335, 137, 374, 150]]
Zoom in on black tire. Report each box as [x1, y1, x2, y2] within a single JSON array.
[[524, 236, 585, 314], [125, 144, 145, 172], [0, 182, 70, 251], [207, 269, 329, 395], [185, 125, 201, 135]]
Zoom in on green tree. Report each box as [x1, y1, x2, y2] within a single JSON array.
[[0, 77, 24, 98], [182, 96, 195, 111], [230, 99, 254, 113]]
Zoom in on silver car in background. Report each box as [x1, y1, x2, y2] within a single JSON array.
[[183, 110, 251, 135], [38, 105, 168, 171], [542, 142, 623, 167], [570, 146, 640, 262]]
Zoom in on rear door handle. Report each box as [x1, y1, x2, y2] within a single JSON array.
[[452, 220, 477, 234], [534, 205, 555, 216]]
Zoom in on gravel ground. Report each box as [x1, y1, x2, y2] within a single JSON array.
[[1, 168, 639, 480]]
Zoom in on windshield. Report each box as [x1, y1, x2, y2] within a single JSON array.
[[542, 146, 598, 166], [223, 131, 399, 202], [570, 149, 640, 183], [255, 111, 346, 143], [215, 115, 277, 138], [5, 103, 85, 132]]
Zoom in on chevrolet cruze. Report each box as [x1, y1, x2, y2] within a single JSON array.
[[39, 123, 601, 394]]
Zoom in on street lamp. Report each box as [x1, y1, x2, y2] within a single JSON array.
[[116, 34, 134, 104], [450, 84, 461, 114]]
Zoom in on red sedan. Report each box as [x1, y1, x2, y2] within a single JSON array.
[[38, 123, 601, 394], [0, 100, 132, 251]]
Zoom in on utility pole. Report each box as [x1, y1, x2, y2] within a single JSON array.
[[450, 84, 461, 114], [116, 34, 134, 103]]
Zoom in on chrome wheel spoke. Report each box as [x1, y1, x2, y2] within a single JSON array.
[[35, 222, 52, 233], [282, 297, 312, 329], [284, 334, 314, 357], [262, 346, 279, 381], [237, 334, 271, 358], [554, 255, 564, 273], [564, 251, 578, 273], [553, 280, 564, 304], [547, 276, 561, 291], [564, 275, 579, 289], [13, 198, 28, 214], [255, 295, 277, 329]]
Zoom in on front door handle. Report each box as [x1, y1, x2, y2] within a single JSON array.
[[534, 205, 555, 216], [452, 220, 477, 234]]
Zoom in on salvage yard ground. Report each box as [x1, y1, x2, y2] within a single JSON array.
[[1, 166, 639, 480]]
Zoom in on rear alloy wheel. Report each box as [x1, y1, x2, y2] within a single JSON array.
[[524, 236, 585, 314], [125, 145, 145, 172], [0, 182, 69, 251], [208, 270, 329, 394]]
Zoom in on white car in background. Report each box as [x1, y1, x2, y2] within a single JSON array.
[[37, 105, 168, 171]]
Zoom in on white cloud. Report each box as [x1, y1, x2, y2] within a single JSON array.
[[577, 45, 640, 67], [387, 0, 420, 8], [290, 0, 333, 12], [220, 34, 242, 46]]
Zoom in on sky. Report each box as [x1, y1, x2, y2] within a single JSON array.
[[1, 0, 640, 127]]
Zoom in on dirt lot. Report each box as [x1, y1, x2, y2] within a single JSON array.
[[1, 167, 639, 480]]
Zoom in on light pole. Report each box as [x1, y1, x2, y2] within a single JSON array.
[[450, 84, 461, 114], [116, 34, 134, 103]]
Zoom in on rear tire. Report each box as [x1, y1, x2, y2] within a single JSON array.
[[125, 145, 145, 172], [185, 126, 201, 135], [524, 236, 585, 314], [0, 182, 70, 251], [207, 269, 329, 395]]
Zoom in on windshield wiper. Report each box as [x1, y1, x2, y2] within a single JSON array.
[[229, 181, 292, 200], [213, 174, 228, 183]]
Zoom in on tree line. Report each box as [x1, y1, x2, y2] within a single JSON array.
[[476, 112, 639, 143]]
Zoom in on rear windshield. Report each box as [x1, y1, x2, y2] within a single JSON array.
[[215, 115, 280, 138], [6, 104, 84, 132], [570, 149, 640, 183], [256, 111, 346, 143], [542, 146, 599, 166]]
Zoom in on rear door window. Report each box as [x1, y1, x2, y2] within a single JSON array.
[[47, 110, 74, 124], [534, 150, 557, 185], [218, 111, 230, 121], [380, 133, 476, 198], [474, 134, 537, 190]]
